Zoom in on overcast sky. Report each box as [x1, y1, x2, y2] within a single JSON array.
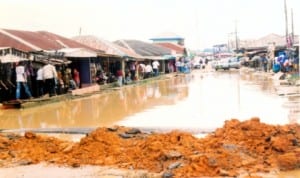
[[0, 0, 299, 50]]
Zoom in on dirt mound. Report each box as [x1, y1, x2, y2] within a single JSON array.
[[0, 117, 299, 177]]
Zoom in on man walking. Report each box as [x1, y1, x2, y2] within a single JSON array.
[[261, 54, 268, 72], [43, 61, 57, 97], [152, 60, 160, 76], [15, 61, 33, 100]]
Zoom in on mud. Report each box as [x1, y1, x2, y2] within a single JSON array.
[[0, 117, 299, 177]]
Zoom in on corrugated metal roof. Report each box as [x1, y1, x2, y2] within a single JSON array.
[[37, 31, 99, 52], [114, 40, 172, 57], [155, 43, 185, 54], [0, 29, 101, 53], [0, 30, 33, 52], [3, 29, 61, 51], [73, 35, 143, 59]]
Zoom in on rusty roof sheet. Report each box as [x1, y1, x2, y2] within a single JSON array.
[[0, 31, 33, 52], [155, 43, 185, 54], [37, 31, 99, 52], [3, 29, 61, 51], [0, 29, 100, 53]]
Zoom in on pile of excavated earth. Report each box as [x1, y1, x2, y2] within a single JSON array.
[[0, 117, 299, 177]]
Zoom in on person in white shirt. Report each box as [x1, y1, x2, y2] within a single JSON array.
[[145, 63, 153, 78], [152, 60, 160, 76], [138, 63, 146, 79], [42, 61, 57, 97], [15, 61, 32, 100], [36, 66, 44, 97]]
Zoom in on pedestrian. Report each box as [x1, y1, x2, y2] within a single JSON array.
[[205, 58, 208, 65], [261, 54, 268, 72], [175, 59, 181, 73], [138, 62, 146, 79], [294, 56, 299, 72], [36, 66, 44, 97], [42, 61, 57, 97], [129, 61, 136, 81], [199, 59, 203, 70], [116, 68, 123, 87], [73, 68, 80, 88], [124, 72, 132, 84], [15, 61, 33, 100], [152, 60, 160, 76], [56, 70, 65, 94], [168, 60, 174, 73], [145, 62, 153, 78]]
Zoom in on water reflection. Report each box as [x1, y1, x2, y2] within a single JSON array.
[[0, 76, 189, 130], [0, 71, 298, 132], [118, 71, 297, 131]]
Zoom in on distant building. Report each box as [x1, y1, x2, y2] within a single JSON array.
[[150, 32, 184, 46], [213, 44, 230, 53], [234, 33, 299, 59], [239, 33, 299, 49], [149, 32, 186, 57]]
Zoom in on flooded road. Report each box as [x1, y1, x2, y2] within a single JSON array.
[[0, 69, 300, 178], [0, 69, 299, 133]]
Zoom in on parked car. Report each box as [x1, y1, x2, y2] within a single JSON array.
[[239, 56, 250, 66], [214, 58, 230, 70], [214, 57, 241, 70], [228, 57, 241, 69]]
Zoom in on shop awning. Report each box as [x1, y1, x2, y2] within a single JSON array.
[[0, 54, 31, 63]]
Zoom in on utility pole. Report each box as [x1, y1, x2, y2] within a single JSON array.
[[291, 8, 294, 46], [227, 33, 231, 52], [284, 0, 289, 47], [235, 20, 239, 51]]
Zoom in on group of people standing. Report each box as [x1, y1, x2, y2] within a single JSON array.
[[273, 53, 299, 73], [116, 60, 161, 87], [15, 61, 60, 100], [0, 60, 81, 102], [175, 57, 192, 73], [247, 50, 299, 74]]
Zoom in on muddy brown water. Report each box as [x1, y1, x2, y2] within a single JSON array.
[[0, 69, 299, 177], [0, 69, 299, 132]]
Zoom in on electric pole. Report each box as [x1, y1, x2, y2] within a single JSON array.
[[284, 0, 289, 47], [291, 8, 294, 46], [235, 20, 239, 51]]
